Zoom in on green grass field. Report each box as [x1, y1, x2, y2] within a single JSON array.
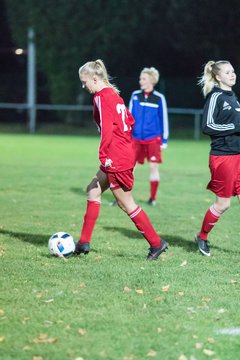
[[0, 134, 239, 360]]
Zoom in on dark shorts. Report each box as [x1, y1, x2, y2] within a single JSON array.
[[107, 169, 134, 191], [133, 138, 162, 164], [207, 154, 240, 197]]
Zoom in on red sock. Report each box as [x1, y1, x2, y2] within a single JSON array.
[[150, 180, 159, 201], [199, 205, 221, 240], [129, 206, 161, 248], [79, 200, 100, 243]]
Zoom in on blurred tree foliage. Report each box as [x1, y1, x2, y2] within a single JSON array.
[[5, 0, 240, 104]]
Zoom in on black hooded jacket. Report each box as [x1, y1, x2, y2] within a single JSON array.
[[202, 87, 240, 155]]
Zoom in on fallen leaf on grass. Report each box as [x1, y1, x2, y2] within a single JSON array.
[[218, 308, 225, 314], [22, 317, 31, 324], [44, 299, 54, 303], [187, 307, 196, 314], [203, 349, 215, 356], [179, 355, 188, 360], [75, 357, 84, 360], [195, 342, 203, 349], [230, 279, 237, 284], [154, 296, 163, 302], [32, 333, 57, 344], [22, 346, 32, 351], [180, 260, 187, 267], [147, 350, 157, 357], [162, 285, 170, 292], [78, 328, 86, 336], [123, 287, 132, 292], [94, 256, 102, 260], [79, 282, 86, 288], [123, 356, 135, 360], [178, 292, 184, 297], [157, 327, 162, 333], [0, 309, 5, 316], [33, 356, 43, 360], [202, 297, 211, 303], [0, 336, 5, 342], [135, 289, 144, 294], [207, 337, 215, 344], [36, 293, 44, 298]]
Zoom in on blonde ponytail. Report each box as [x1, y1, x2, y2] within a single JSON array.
[[198, 60, 230, 97], [79, 59, 120, 94]]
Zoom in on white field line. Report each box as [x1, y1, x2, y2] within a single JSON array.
[[215, 328, 240, 335]]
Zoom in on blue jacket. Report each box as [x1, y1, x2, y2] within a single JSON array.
[[129, 90, 169, 144]]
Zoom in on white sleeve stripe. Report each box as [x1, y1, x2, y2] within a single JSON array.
[[159, 93, 169, 139], [207, 92, 221, 126], [139, 102, 158, 108], [207, 92, 235, 131], [95, 96, 103, 140]]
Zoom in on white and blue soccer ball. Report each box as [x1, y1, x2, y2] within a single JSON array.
[[48, 232, 75, 257]]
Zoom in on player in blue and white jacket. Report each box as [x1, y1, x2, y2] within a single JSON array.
[[129, 67, 169, 205]]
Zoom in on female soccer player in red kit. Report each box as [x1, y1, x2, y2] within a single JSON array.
[[74, 59, 168, 260], [196, 60, 240, 256]]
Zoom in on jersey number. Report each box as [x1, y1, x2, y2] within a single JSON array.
[[116, 104, 129, 132]]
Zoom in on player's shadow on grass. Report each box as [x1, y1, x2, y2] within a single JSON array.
[[70, 187, 86, 196], [0, 229, 48, 246], [0, 229, 99, 255], [102, 226, 237, 254]]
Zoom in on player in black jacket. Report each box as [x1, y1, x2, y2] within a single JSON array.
[[195, 60, 240, 256]]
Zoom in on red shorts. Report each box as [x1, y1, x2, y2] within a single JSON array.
[[207, 154, 240, 197], [133, 138, 162, 164], [107, 169, 134, 191]]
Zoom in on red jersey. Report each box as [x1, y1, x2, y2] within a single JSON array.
[[93, 87, 135, 172]]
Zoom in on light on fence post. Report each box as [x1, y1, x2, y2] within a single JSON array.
[[27, 28, 36, 134]]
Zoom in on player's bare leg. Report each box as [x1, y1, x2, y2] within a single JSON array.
[[87, 168, 110, 201], [214, 196, 231, 213], [111, 188, 137, 213]]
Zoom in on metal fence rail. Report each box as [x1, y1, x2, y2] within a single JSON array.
[[0, 102, 203, 139]]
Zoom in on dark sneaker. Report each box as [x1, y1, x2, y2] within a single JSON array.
[[74, 242, 90, 255], [147, 240, 168, 260], [147, 199, 156, 206], [195, 234, 211, 256]]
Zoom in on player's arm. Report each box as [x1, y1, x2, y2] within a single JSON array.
[[202, 93, 236, 136], [158, 95, 169, 148], [97, 96, 114, 168]]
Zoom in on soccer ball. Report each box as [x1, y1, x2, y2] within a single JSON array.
[[48, 232, 75, 257]]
